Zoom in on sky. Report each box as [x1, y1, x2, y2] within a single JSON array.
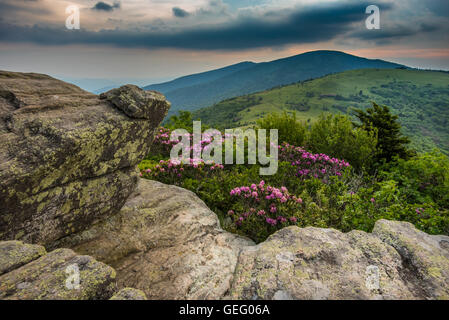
[[0, 0, 448, 89]]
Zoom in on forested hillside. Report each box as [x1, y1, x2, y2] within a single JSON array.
[[194, 69, 449, 154]]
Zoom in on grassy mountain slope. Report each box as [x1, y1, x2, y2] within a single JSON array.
[[193, 68, 449, 154], [146, 51, 404, 113]]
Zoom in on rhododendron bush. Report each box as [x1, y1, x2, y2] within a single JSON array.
[[278, 142, 350, 181], [149, 127, 216, 160], [139, 126, 449, 243], [140, 158, 224, 185], [227, 181, 304, 242]]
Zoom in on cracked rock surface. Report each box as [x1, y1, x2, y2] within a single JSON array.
[[110, 288, 147, 300], [58, 180, 449, 300]]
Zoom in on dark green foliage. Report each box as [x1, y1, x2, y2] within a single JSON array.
[[380, 152, 449, 209], [353, 103, 412, 163], [164, 110, 208, 132]]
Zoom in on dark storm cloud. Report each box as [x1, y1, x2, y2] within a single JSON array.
[[349, 23, 440, 44], [92, 1, 121, 12], [172, 7, 190, 18], [0, 1, 394, 50]]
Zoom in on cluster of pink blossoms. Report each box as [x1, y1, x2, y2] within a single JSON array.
[[154, 127, 173, 144], [140, 158, 224, 182], [152, 127, 224, 158], [229, 181, 302, 227], [278, 142, 350, 180], [151, 127, 180, 156]]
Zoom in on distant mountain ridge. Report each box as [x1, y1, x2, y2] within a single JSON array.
[[144, 50, 406, 113]]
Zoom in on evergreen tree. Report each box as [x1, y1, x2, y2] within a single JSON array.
[[353, 103, 412, 163]]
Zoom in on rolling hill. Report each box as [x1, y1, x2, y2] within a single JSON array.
[[193, 68, 449, 154], [144, 51, 405, 113]]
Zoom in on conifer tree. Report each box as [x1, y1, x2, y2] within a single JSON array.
[[353, 103, 412, 163]]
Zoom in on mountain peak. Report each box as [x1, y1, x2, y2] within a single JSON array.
[[144, 50, 405, 113]]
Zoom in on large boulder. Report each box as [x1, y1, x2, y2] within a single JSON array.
[[0, 71, 170, 246], [56, 179, 255, 300], [0, 241, 116, 300], [230, 220, 449, 300]]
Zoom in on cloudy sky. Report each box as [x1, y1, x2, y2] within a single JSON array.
[[0, 0, 448, 87]]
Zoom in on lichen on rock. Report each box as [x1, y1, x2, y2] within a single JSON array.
[[229, 220, 449, 300], [0, 242, 116, 300], [56, 179, 255, 300], [100, 84, 170, 125], [0, 71, 170, 246], [0, 241, 46, 276]]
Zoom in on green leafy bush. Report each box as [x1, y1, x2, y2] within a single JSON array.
[[380, 152, 449, 209], [308, 113, 378, 171], [257, 112, 308, 147]]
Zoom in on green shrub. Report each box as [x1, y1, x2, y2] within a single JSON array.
[[257, 112, 377, 172], [307, 113, 378, 171], [257, 112, 308, 147], [380, 152, 449, 208]]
